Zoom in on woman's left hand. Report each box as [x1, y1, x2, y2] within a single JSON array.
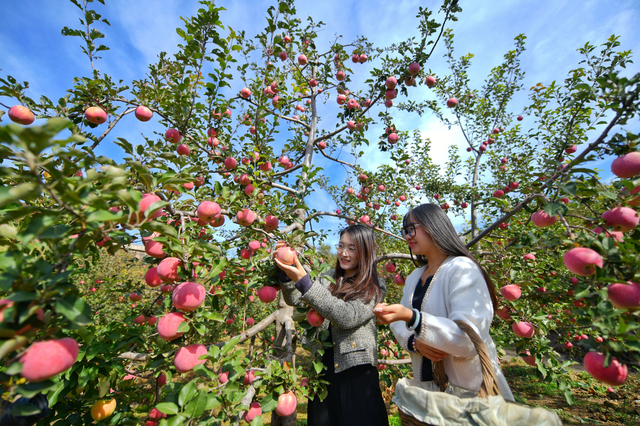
[[373, 303, 413, 324], [273, 252, 307, 283]]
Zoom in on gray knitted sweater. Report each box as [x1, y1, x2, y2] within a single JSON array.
[[280, 269, 386, 373]]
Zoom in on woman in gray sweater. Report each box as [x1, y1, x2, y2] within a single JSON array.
[[275, 224, 389, 426]]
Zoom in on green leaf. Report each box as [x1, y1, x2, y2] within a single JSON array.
[[0, 183, 41, 208], [564, 389, 575, 405], [202, 312, 223, 322], [10, 403, 41, 417], [178, 380, 197, 407], [221, 336, 241, 356], [559, 182, 577, 195], [87, 210, 123, 222], [21, 212, 58, 245], [7, 291, 36, 302], [313, 361, 324, 374], [47, 380, 66, 407], [140, 220, 178, 239], [156, 402, 179, 415], [15, 380, 56, 398], [261, 393, 278, 412], [99, 377, 110, 398], [184, 389, 208, 418], [176, 322, 190, 333], [55, 296, 92, 326]]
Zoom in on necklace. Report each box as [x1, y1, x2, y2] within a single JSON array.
[[425, 257, 448, 276]]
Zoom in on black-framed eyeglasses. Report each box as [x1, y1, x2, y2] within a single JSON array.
[[335, 244, 356, 255], [401, 223, 420, 239]]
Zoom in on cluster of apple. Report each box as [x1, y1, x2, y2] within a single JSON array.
[[494, 151, 640, 386]]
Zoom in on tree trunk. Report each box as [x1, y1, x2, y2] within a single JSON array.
[[271, 411, 297, 426]]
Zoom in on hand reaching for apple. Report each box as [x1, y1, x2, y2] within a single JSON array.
[[373, 303, 449, 362], [273, 241, 306, 283]]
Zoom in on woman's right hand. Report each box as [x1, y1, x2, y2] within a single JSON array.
[[414, 340, 449, 363], [373, 303, 413, 324]]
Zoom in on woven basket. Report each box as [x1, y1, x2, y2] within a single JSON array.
[[398, 320, 501, 426]]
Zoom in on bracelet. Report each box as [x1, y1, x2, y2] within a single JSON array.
[[408, 334, 416, 352], [407, 309, 421, 331]]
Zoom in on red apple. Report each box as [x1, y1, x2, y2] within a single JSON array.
[[157, 312, 186, 341], [393, 274, 405, 286], [276, 246, 297, 265], [512, 321, 535, 338], [584, 352, 628, 386], [236, 208, 256, 226], [500, 284, 521, 301], [279, 51, 287, 61], [496, 307, 511, 320], [521, 350, 536, 366], [174, 344, 207, 373], [385, 76, 397, 89], [243, 369, 256, 385], [611, 152, 640, 178], [298, 54, 308, 65], [210, 215, 225, 227], [157, 257, 182, 282], [144, 237, 166, 259], [524, 253, 536, 261], [259, 161, 272, 172], [164, 128, 181, 144], [85, 106, 107, 124], [264, 214, 279, 231], [388, 133, 399, 144], [408, 63, 421, 75], [241, 88, 252, 98], [197, 201, 221, 223], [425, 76, 436, 87], [20, 338, 79, 382], [307, 309, 324, 327], [563, 247, 603, 276], [8, 105, 35, 125], [602, 207, 639, 232], [129, 292, 142, 302], [257, 286, 277, 303], [606, 281, 640, 309], [176, 144, 190, 156], [172, 282, 206, 312], [275, 391, 297, 417], [336, 70, 346, 81], [531, 211, 557, 227], [446, 98, 458, 108], [565, 145, 577, 154], [224, 157, 237, 170], [135, 105, 153, 121], [385, 262, 396, 273], [244, 402, 262, 422]]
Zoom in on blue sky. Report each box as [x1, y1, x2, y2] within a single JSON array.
[[1, 0, 639, 248]]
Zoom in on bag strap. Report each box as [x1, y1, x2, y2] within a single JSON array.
[[432, 320, 501, 398]]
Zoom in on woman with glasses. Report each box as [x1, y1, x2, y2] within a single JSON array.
[[373, 203, 513, 400], [274, 224, 389, 426]]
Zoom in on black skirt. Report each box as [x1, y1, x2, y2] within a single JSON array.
[[308, 346, 389, 426]]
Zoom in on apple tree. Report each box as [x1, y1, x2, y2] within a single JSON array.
[[0, 0, 466, 424]]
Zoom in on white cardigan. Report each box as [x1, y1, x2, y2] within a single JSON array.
[[390, 256, 514, 401]]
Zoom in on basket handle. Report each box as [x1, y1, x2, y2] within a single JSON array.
[[432, 320, 501, 398]]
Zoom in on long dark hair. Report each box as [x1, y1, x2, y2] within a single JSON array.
[[403, 204, 498, 313], [331, 225, 383, 303]]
